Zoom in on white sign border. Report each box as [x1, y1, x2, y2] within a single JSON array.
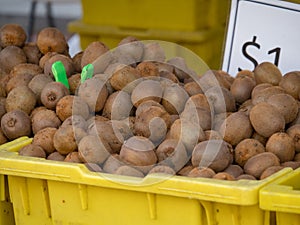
[[222, 0, 300, 73]]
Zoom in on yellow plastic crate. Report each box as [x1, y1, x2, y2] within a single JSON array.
[[0, 175, 15, 225], [68, 21, 226, 69], [80, 0, 230, 31], [0, 137, 294, 225], [260, 168, 300, 225]]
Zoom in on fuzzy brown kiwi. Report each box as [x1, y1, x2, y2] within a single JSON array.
[[249, 102, 285, 138], [18, 144, 46, 158], [0, 128, 8, 145], [5, 73, 33, 94], [78, 135, 111, 164], [191, 140, 233, 172], [205, 86, 236, 114], [0, 24, 27, 48], [23, 42, 42, 65], [53, 125, 87, 155], [36, 27, 68, 54], [230, 75, 256, 104], [102, 90, 134, 120], [286, 124, 300, 153], [0, 46, 27, 73], [219, 111, 253, 146], [234, 138, 265, 167], [5, 85, 37, 115], [28, 74, 53, 105], [61, 115, 88, 131], [40, 81, 69, 110], [77, 77, 108, 113], [244, 152, 280, 179], [68, 73, 81, 95], [266, 93, 298, 124], [187, 167, 216, 178], [1, 109, 31, 140], [0, 97, 6, 119], [56, 95, 90, 121], [44, 54, 74, 79], [47, 151, 65, 161], [32, 127, 57, 154], [72, 51, 83, 73], [279, 71, 300, 99], [31, 108, 61, 134], [39, 52, 58, 68], [252, 85, 286, 105], [266, 132, 295, 163], [254, 62, 282, 85], [80, 41, 110, 70]]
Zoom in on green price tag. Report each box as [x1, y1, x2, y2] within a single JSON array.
[[81, 64, 94, 83], [52, 61, 70, 89]]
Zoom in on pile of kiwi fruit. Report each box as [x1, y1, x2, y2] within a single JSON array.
[[0, 23, 299, 181]]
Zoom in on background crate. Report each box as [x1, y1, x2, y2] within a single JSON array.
[[259, 168, 300, 225], [0, 137, 294, 225], [68, 21, 226, 69], [80, 0, 230, 31]]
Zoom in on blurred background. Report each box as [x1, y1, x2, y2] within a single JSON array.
[[0, 0, 231, 68], [0, 0, 82, 55]]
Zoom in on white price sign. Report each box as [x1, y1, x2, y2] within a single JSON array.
[[222, 0, 300, 76]]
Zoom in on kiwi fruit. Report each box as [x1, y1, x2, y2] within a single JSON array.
[[234, 138, 265, 167], [205, 86, 236, 114], [249, 102, 285, 138], [0, 46, 27, 73], [61, 115, 88, 131], [18, 144, 46, 158], [187, 167, 216, 178], [1, 109, 31, 140], [266, 132, 295, 162], [43, 54, 74, 78], [131, 79, 163, 107], [64, 152, 82, 163], [254, 61, 282, 85], [28, 74, 53, 105], [10, 63, 42, 77], [223, 164, 244, 178], [244, 152, 280, 178], [230, 75, 256, 104], [77, 77, 108, 113], [5, 85, 37, 115], [266, 93, 298, 124], [5, 73, 34, 94], [0, 24, 27, 48], [0, 128, 8, 145], [53, 125, 87, 155], [47, 151, 65, 161], [252, 85, 286, 105], [72, 51, 83, 73], [191, 140, 233, 172], [23, 42, 42, 65], [219, 111, 253, 146], [56, 95, 90, 121], [32, 127, 57, 154], [36, 27, 68, 54], [80, 41, 110, 70], [279, 71, 300, 99], [39, 52, 58, 68], [286, 124, 300, 153], [68, 73, 81, 95], [0, 97, 6, 119], [78, 134, 111, 164], [31, 107, 61, 134], [40, 81, 70, 110]]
